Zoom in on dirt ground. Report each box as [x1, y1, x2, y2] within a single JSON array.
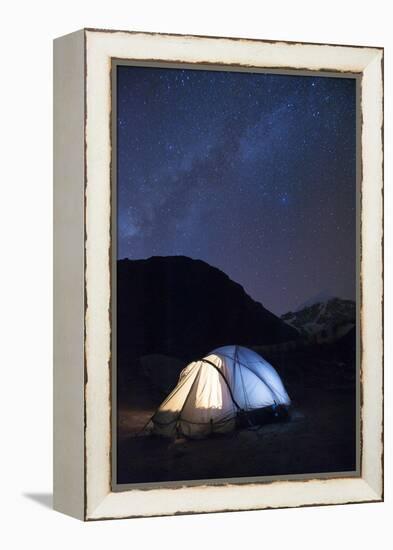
[[116, 347, 356, 485]]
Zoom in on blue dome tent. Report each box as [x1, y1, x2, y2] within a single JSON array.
[[150, 345, 291, 438]]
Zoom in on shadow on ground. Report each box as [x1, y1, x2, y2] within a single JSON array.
[[23, 493, 53, 509]]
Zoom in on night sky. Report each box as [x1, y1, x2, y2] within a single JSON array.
[[117, 66, 357, 315]]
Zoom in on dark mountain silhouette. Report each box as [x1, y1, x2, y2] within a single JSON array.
[[335, 326, 356, 362], [117, 256, 298, 365]]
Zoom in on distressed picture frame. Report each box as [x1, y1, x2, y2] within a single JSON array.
[[53, 28, 383, 520]]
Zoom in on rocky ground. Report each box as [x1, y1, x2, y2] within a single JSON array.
[[116, 343, 357, 485]]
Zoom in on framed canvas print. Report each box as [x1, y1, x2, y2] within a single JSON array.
[[53, 29, 383, 520]]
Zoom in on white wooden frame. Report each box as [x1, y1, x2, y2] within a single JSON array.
[[53, 28, 383, 521]]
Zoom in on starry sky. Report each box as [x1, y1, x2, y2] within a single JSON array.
[[117, 65, 357, 315]]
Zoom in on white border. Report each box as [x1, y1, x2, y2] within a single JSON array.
[[84, 30, 383, 520]]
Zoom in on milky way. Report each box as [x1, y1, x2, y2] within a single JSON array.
[[117, 65, 357, 315]]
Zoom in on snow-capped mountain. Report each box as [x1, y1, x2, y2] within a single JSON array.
[[295, 290, 335, 312], [281, 298, 356, 343]]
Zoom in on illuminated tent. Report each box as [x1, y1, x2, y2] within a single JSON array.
[[150, 345, 290, 439]]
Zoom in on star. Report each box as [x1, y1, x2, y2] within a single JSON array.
[[117, 65, 357, 314]]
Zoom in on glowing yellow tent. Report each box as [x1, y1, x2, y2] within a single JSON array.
[[150, 345, 290, 439]]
